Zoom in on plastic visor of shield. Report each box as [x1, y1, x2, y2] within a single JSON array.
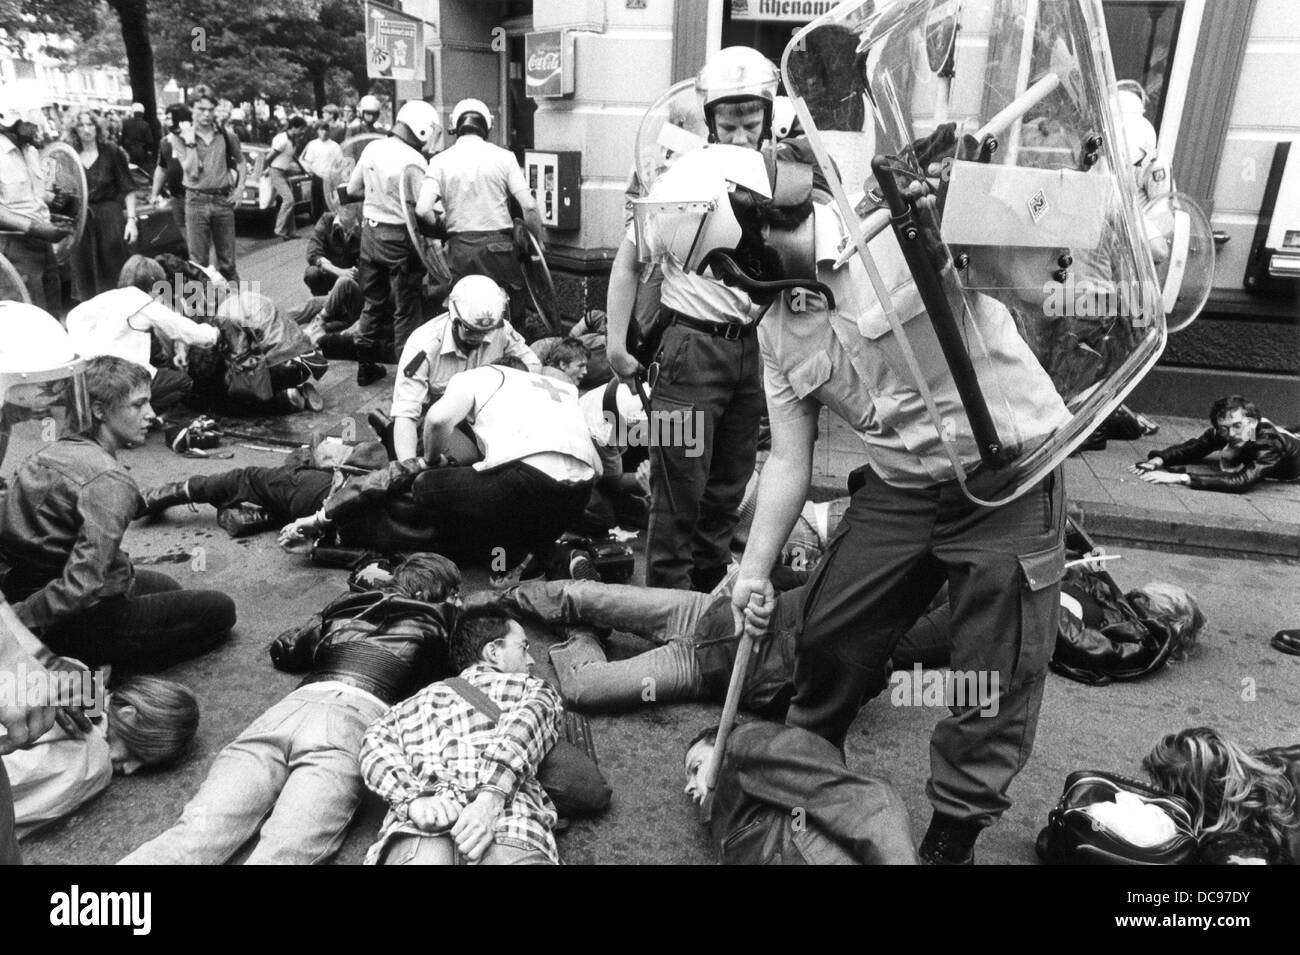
[[783, 0, 1167, 506]]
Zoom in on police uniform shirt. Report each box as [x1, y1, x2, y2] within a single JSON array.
[[348, 136, 426, 226], [390, 312, 542, 420], [447, 365, 599, 483], [0, 136, 49, 222], [625, 149, 756, 326], [422, 135, 530, 234], [759, 202, 1070, 488]]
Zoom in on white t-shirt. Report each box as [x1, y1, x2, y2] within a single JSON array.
[[66, 287, 219, 378], [443, 365, 599, 483]]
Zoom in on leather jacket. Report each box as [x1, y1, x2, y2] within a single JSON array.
[[270, 590, 458, 706], [1049, 566, 1181, 686], [710, 722, 917, 865], [1150, 420, 1300, 492]]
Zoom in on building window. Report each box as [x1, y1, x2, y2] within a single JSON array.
[[1102, 0, 1185, 130]]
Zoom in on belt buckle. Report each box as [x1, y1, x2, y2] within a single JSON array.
[[722, 322, 742, 341]]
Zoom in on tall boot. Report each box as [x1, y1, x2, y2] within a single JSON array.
[[138, 479, 192, 518]]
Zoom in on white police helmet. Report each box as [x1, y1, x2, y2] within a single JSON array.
[[396, 100, 442, 146], [447, 275, 509, 332], [695, 47, 780, 141], [450, 98, 493, 134], [0, 302, 91, 462]]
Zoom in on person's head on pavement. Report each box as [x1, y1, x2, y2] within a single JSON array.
[[391, 552, 462, 605], [1127, 582, 1205, 660], [1209, 395, 1261, 451], [1142, 726, 1299, 853], [683, 724, 721, 807], [106, 676, 200, 776], [450, 606, 533, 675]]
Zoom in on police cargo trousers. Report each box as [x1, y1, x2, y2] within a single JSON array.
[[786, 465, 1065, 826], [357, 221, 424, 359], [646, 322, 764, 590]]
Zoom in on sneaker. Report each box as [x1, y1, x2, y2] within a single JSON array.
[[279, 387, 306, 412], [216, 504, 273, 538], [299, 381, 324, 412], [356, 362, 387, 387], [568, 552, 601, 582]]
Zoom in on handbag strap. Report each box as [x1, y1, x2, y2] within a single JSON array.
[[445, 676, 502, 724]]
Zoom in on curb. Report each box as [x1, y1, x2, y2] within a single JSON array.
[[810, 483, 1300, 561], [1071, 501, 1300, 562]]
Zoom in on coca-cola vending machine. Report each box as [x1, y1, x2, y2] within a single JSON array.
[[524, 150, 581, 231]]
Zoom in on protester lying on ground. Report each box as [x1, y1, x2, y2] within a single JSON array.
[[683, 721, 918, 864], [1142, 726, 1299, 865], [360, 606, 564, 865], [0, 354, 237, 672], [1130, 395, 1300, 493], [492, 577, 947, 717], [281, 359, 599, 568], [5, 676, 198, 838], [65, 255, 220, 415], [120, 554, 461, 865], [137, 438, 389, 538], [387, 276, 541, 462]]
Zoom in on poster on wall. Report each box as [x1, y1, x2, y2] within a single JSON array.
[[365, 1, 429, 81], [526, 30, 575, 98]]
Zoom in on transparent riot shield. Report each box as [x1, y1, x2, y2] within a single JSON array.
[[634, 79, 710, 194], [785, 0, 1182, 505]]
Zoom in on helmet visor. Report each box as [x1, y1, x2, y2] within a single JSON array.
[[0, 362, 92, 463]]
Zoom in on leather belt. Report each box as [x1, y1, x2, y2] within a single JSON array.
[[668, 310, 755, 340], [188, 188, 227, 196]]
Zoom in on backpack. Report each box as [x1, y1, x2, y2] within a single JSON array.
[[1036, 770, 1197, 865]]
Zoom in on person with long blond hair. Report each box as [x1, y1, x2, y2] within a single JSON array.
[[1143, 726, 1300, 864]]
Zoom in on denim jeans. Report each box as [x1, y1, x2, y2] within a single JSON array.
[[380, 833, 554, 866], [268, 169, 297, 238], [185, 194, 239, 282], [40, 570, 236, 673], [0, 764, 19, 865], [120, 683, 387, 865], [506, 580, 712, 709]]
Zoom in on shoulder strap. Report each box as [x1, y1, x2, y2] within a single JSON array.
[[223, 128, 241, 170], [602, 377, 621, 418], [445, 676, 502, 723]]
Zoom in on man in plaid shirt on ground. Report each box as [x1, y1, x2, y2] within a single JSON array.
[[360, 606, 563, 864]]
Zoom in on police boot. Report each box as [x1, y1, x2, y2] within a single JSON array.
[[139, 479, 193, 518], [918, 812, 981, 865], [216, 504, 274, 538]]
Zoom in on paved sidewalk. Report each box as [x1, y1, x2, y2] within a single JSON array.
[[809, 410, 1300, 560]]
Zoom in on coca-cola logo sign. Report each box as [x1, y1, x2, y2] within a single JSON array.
[[525, 30, 567, 98]]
